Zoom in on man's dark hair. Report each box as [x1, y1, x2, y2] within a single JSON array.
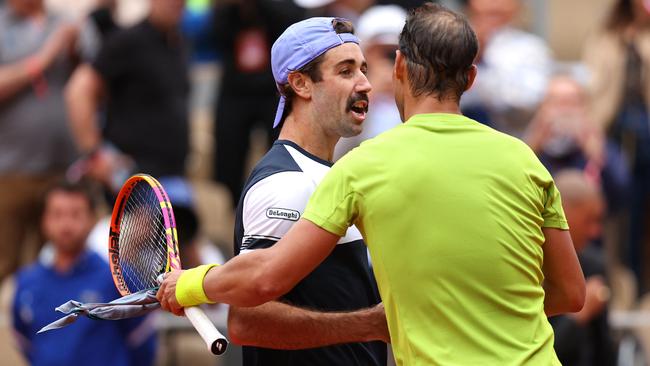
[[43, 179, 97, 214], [278, 18, 355, 128], [398, 3, 478, 101]]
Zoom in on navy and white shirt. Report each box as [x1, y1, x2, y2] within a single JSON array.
[[234, 140, 386, 366]]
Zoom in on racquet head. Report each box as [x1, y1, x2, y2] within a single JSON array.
[[108, 174, 228, 355], [108, 174, 181, 296]]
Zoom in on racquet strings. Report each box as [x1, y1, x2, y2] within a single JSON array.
[[119, 180, 169, 293]]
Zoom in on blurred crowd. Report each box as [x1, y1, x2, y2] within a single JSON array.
[[1, 0, 650, 365]]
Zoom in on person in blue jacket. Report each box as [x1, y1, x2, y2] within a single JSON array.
[[11, 180, 156, 366]]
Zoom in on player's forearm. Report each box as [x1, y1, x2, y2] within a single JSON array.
[[202, 250, 293, 307], [0, 60, 40, 102], [202, 220, 339, 307], [228, 302, 388, 349], [65, 65, 103, 153]]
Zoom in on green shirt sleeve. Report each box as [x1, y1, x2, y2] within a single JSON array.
[[303, 162, 359, 237], [541, 178, 569, 230]]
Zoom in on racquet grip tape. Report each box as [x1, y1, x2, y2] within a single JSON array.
[[176, 264, 219, 307]]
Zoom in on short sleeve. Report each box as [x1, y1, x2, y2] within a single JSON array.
[[240, 172, 314, 252], [541, 179, 569, 230], [303, 162, 359, 237], [92, 31, 131, 80], [77, 19, 102, 62]]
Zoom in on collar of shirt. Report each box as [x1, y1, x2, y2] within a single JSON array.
[[39, 245, 96, 277]]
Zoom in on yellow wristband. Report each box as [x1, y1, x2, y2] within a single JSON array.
[[175, 264, 219, 307]]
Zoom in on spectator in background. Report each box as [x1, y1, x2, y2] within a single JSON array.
[[583, 0, 650, 292], [294, 0, 373, 23], [76, 0, 119, 62], [550, 170, 616, 366], [376, 0, 434, 11], [182, 0, 218, 63], [65, 0, 189, 194], [212, 0, 304, 205], [523, 75, 630, 215], [159, 176, 226, 267], [10, 180, 156, 366], [0, 0, 80, 280], [334, 4, 406, 160], [463, 0, 553, 136], [87, 0, 118, 40]]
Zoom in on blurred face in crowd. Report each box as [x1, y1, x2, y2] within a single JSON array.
[[539, 76, 591, 157], [364, 43, 397, 97], [150, 0, 184, 28], [468, 0, 519, 24], [467, 0, 519, 44], [7, 0, 43, 16], [564, 191, 605, 253], [545, 76, 584, 111], [42, 190, 95, 256], [543, 77, 587, 135], [336, 0, 374, 14], [308, 43, 371, 138]]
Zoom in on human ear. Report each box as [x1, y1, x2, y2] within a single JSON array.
[[465, 64, 478, 91], [394, 50, 405, 83], [287, 72, 311, 99]]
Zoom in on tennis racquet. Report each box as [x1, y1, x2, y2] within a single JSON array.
[[108, 174, 228, 355]]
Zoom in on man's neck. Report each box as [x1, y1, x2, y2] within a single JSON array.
[[278, 114, 339, 162], [53, 249, 84, 274], [402, 95, 462, 121]]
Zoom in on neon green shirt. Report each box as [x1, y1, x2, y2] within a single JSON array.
[[303, 113, 567, 366]]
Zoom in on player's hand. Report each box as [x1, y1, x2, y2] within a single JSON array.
[[369, 303, 391, 344], [82, 147, 134, 193], [157, 270, 185, 316]]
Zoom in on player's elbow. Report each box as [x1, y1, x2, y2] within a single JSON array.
[[252, 278, 286, 304], [227, 309, 250, 345], [567, 280, 586, 313], [562, 271, 586, 313], [549, 278, 586, 314], [248, 264, 291, 305]]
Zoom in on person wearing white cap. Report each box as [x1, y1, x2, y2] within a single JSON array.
[[160, 16, 389, 366], [334, 5, 406, 160]]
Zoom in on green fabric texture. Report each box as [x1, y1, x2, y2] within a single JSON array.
[[303, 113, 566, 365]]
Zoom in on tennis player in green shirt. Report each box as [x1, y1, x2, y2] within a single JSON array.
[[159, 4, 585, 365]]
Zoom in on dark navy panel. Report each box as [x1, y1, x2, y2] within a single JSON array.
[[241, 237, 277, 251], [241, 240, 385, 366], [234, 141, 303, 256], [233, 140, 386, 366]]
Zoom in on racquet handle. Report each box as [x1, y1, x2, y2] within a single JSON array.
[[184, 306, 229, 355]]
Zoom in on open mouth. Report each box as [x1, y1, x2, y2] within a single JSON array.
[[348, 97, 369, 122], [350, 100, 368, 114]]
